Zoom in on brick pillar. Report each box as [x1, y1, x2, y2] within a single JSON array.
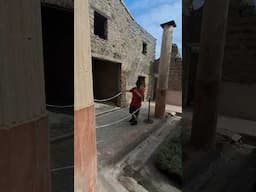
[[155, 21, 176, 118], [191, 0, 230, 148], [0, 0, 50, 191], [74, 0, 97, 191]]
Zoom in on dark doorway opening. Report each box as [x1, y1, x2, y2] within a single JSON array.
[[41, 5, 74, 192], [41, 5, 74, 106], [92, 58, 121, 106]]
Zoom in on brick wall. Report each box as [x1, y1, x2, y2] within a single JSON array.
[[154, 44, 182, 91], [168, 45, 182, 91]]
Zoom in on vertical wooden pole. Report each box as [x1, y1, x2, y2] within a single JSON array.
[[0, 0, 50, 191], [74, 0, 97, 191], [191, 0, 230, 148]]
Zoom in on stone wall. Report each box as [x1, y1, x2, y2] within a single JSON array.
[[168, 45, 182, 91], [184, 0, 256, 85], [183, 0, 256, 120], [167, 44, 182, 106], [223, 0, 256, 84], [40, 0, 156, 106], [153, 44, 182, 106], [154, 44, 182, 91], [219, 0, 256, 120], [89, 0, 156, 106]]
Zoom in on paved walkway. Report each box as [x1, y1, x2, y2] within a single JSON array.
[[182, 110, 256, 137], [150, 102, 182, 114], [96, 104, 163, 167], [182, 110, 256, 192], [48, 102, 166, 192]]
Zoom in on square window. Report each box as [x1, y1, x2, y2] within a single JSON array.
[[94, 11, 108, 40], [142, 42, 147, 55]]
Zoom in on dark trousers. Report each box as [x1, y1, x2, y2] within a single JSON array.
[[129, 106, 140, 122]]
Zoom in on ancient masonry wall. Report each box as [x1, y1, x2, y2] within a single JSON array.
[[168, 45, 182, 91], [89, 0, 156, 106], [41, 0, 156, 106], [152, 44, 182, 106], [154, 44, 182, 92], [183, 0, 256, 119], [218, 0, 256, 120], [223, 0, 256, 84]]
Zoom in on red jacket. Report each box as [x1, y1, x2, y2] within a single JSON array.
[[129, 87, 144, 107]]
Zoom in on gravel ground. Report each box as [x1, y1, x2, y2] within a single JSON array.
[[182, 115, 256, 192]]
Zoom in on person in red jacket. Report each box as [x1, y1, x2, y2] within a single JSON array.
[[125, 80, 145, 125]]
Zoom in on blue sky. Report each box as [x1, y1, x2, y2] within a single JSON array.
[[123, 0, 182, 58]]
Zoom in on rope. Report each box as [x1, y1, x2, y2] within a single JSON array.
[[51, 133, 74, 143], [96, 107, 141, 129], [95, 107, 121, 117], [51, 165, 74, 172], [46, 92, 124, 108], [94, 92, 123, 102], [46, 104, 74, 108], [50, 108, 141, 142], [50, 105, 145, 142]]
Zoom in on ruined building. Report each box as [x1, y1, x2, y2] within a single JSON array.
[[89, 0, 156, 106], [153, 44, 182, 106], [41, 0, 156, 107], [1, 0, 157, 191], [183, 0, 256, 120]]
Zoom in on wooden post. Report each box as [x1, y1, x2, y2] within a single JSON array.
[[182, 1, 191, 108], [191, 0, 230, 148], [0, 0, 50, 191], [155, 21, 176, 118], [74, 0, 97, 191]]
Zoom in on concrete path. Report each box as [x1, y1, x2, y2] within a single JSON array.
[[182, 111, 256, 137], [124, 117, 181, 172], [95, 102, 120, 116], [97, 115, 182, 192], [183, 144, 256, 192], [48, 102, 165, 192], [96, 105, 163, 167], [182, 113, 256, 192], [150, 102, 182, 114]]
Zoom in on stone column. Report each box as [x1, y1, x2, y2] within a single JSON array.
[[155, 21, 176, 118], [191, 0, 230, 148], [74, 0, 97, 191], [0, 0, 50, 191]]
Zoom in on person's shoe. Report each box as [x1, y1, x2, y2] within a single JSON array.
[[130, 121, 138, 126], [129, 118, 134, 122]]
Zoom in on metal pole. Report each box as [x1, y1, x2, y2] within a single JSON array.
[[148, 97, 151, 120], [144, 96, 154, 124]]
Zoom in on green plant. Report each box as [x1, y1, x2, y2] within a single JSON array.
[[155, 137, 182, 178]]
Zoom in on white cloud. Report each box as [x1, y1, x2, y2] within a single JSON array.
[[127, 0, 182, 58], [135, 0, 182, 57]]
